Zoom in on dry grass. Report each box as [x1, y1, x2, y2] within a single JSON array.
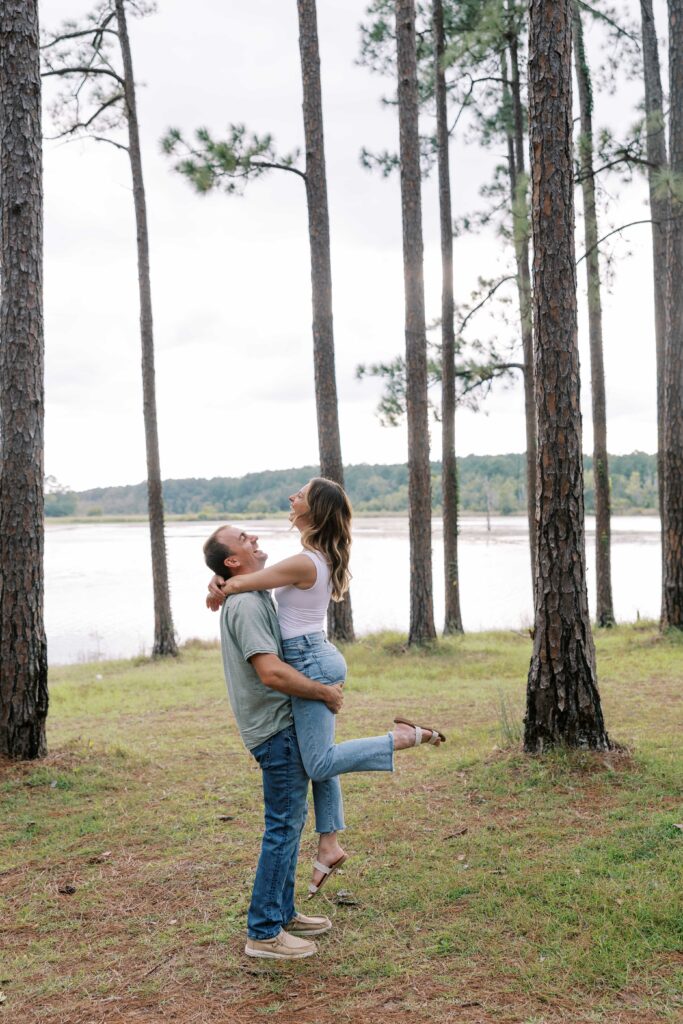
[[1, 624, 681, 1024]]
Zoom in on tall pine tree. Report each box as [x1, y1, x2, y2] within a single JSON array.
[[396, 0, 436, 644], [662, 0, 683, 629], [0, 0, 49, 758], [524, 0, 610, 752]]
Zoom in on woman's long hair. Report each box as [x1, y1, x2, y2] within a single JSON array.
[[299, 477, 352, 601]]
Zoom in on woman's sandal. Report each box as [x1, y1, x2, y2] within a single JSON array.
[[393, 717, 446, 745], [306, 853, 349, 899]]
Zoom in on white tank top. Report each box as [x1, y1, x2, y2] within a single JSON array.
[[274, 549, 331, 640]]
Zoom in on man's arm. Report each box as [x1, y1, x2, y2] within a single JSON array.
[[250, 653, 344, 714]]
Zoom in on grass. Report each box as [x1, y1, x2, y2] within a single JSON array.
[[1, 624, 681, 1024]]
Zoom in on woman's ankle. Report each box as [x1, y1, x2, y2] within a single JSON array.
[[317, 832, 343, 855], [392, 723, 416, 750]]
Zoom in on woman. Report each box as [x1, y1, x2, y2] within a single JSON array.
[[208, 477, 445, 897]]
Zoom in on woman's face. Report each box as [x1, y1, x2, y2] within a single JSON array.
[[288, 481, 312, 529]]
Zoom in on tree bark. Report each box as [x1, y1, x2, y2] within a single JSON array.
[[502, 20, 537, 581], [395, 0, 436, 645], [115, 0, 177, 656], [296, 0, 354, 642], [572, 4, 614, 627], [639, 0, 668, 623], [434, 0, 463, 635], [0, 0, 49, 758], [663, 0, 683, 629], [524, 0, 610, 752]]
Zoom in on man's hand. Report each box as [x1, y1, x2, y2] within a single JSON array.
[[250, 655, 346, 710], [206, 574, 226, 612], [323, 683, 344, 715]]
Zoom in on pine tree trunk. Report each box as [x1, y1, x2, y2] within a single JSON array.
[[395, 0, 436, 645], [572, 5, 614, 627], [503, 25, 537, 581], [639, 0, 668, 622], [115, 0, 177, 657], [662, 0, 683, 629], [0, 0, 48, 759], [296, 0, 354, 642], [524, 0, 610, 752], [434, 0, 463, 635]]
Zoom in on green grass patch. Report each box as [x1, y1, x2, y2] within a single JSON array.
[[1, 625, 681, 1023]]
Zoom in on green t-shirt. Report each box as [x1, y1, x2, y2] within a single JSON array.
[[219, 590, 293, 751]]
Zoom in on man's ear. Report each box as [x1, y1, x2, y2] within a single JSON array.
[[224, 555, 240, 571]]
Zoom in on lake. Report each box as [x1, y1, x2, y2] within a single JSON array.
[[46, 515, 661, 664]]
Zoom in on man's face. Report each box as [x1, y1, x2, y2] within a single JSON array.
[[217, 526, 267, 575]]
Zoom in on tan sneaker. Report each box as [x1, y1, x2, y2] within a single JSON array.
[[244, 928, 317, 960], [285, 912, 332, 937]]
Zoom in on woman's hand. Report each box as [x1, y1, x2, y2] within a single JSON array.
[[220, 578, 239, 596], [206, 574, 226, 612]]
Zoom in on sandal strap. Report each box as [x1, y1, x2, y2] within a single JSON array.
[[313, 860, 332, 875], [414, 726, 423, 747], [428, 730, 440, 745]]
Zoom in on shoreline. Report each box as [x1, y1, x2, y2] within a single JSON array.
[[46, 508, 662, 526], [48, 620, 662, 671]]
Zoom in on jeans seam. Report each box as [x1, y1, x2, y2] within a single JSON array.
[[265, 733, 290, 919]]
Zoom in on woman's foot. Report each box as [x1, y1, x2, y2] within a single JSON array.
[[310, 833, 346, 893], [392, 721, 444, 750]]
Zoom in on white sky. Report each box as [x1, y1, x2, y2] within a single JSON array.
[[42, 0, 662, 491]]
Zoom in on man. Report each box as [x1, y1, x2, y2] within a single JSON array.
[[203, 524, 344, 960]]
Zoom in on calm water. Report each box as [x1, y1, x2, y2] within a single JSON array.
[[46, 516, 661, 664]]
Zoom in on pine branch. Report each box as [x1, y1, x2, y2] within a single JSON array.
[[162, 125, 303, 194], [446, 73, 515, 136], [41, 26, 118, 49], [577, 152, 654, 182], [577, 1, 639, 43], [42, 66, 125, 86], [249, 160, 306, 181], [44, 92, 124, 138], [91, 134, 129, 152], [457, 275, 516, 334], [575, 218, 657, 264]]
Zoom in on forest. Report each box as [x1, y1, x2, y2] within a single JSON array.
[[1, 0, 681, 758], [48, 451, 660, 517]]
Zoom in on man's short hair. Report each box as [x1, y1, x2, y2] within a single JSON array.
[[203, 526, 234, 578]]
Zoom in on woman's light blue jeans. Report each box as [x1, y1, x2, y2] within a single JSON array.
[[282, 631, 394, 834]]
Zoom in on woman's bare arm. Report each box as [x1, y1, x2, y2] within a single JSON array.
[[221, 554, 316, 597]]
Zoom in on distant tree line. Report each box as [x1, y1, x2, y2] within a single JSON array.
[[50, 452, 659, 519]]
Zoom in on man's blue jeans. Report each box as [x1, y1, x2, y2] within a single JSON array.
[[283, 632, 394, 835], [248, 725, 309, 940]]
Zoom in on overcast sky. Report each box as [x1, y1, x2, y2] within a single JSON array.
[[42, 0, 663, 492]]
